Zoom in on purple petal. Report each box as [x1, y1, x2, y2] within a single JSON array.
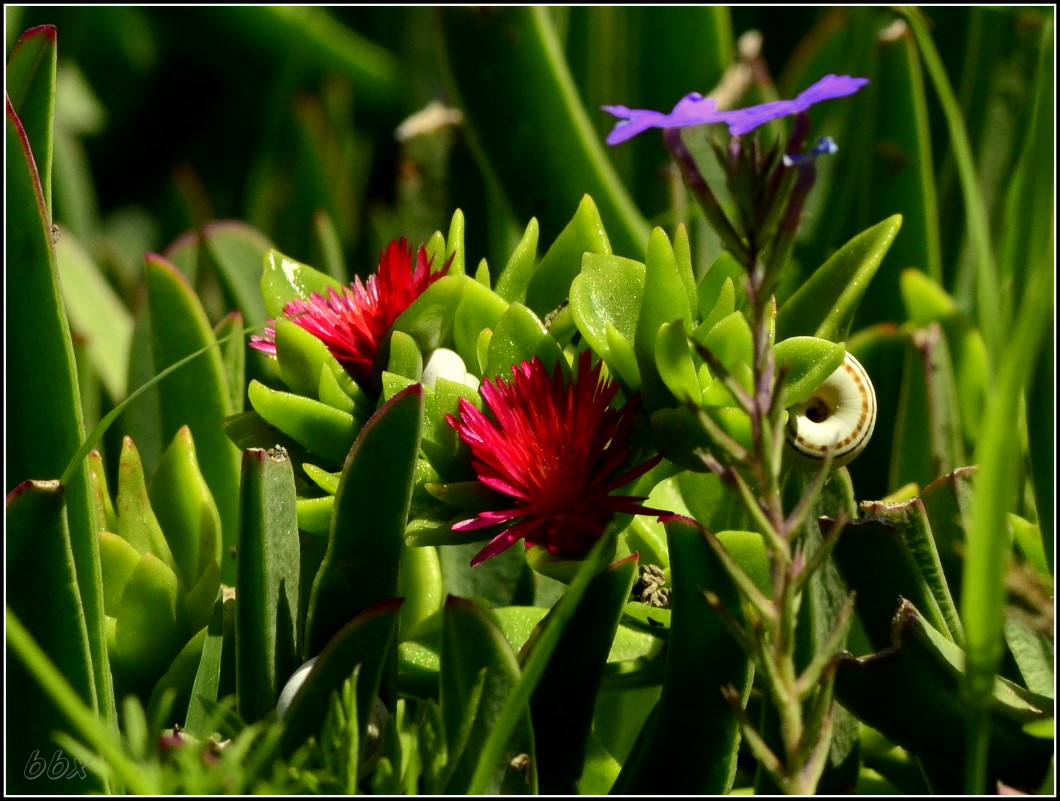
[[602, 74, 869, 144], [603, 93, 724, 145], [602, 105, 670, 145], [717, 99, 803, 136], [795, 74, 870, 106]]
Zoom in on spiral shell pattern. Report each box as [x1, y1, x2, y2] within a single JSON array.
[[786, 351, 876, 468]]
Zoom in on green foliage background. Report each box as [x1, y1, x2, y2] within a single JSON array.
[[5, 5, 1053, 796]]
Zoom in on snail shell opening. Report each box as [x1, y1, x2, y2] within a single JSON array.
[[785, 351, 876, 469]]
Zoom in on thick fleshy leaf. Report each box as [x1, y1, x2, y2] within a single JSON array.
[[99, 530, 141, 617], [6, 25, 56, 212], [635, 227, 691, 409], [260, 248, 344, 319], [6, 479, 106, 794], [529, 555, 637, 793], [184, 592, 230, 737], [484, 302, 563, 379], [235, 447, 301, 723], [280, 599, 403, 757], [776, 215, 902, 342], [199, 221, 273, 328], [386, 329, 423, 382], [524, 194, 611, 317], [831, 496, 962, 649], [149, 426, 222, 591], [247, 380, 361, 464], [440, 597, 536, 794], [702, 310, 754, 372], [132, 254, 241, 583], [147, 625, 208, 728], [113, 553, 188, 699], [397, 544, 444, 639], [655, 320, 701, 404], [834, 601, 1052, 792], [438, 8, 648, 256], [392, 274, 508, 366], [305, 385, 424, 656], [774, 336, 847, 408], [570, 252, 645, 388], [613, 517, 754, 794], [7, 95, 110, 730], [115, 436, 175, 571], [420, 377, 480, 481], [274, 317, 342, 400], [493, 217, 540, 304]]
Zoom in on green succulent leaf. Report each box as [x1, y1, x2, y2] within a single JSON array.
[[247, 380, 362, 464], [281, 599, 403, 758], [260, 248, 344, 319], [149, 426, 222, 591], [7, 91, 110, 728], [571, 253, 645, 389], [113, 553, 188, 698], [655, 320, 701, 404], [305, 385, 424, 656], [116, 436, 176, 571], [525, 194, 612, 317], [274, 317, 343, 400], [98, 529, 141, 624], [131, 254, 242, 583], [635, 227, 692, 409], [529, 554, 638, 794], [397, 544, 444, 640], [776, 215, 902, 342], [774, 336, 847, 408], [613, 517, 754, 794], [484, 302, 564, 380], [7, 25, 57, 212], [494, 217, 540, 304], [235, 446, 301, 723], [834, 601, 1052, 792], [6, 479, 106, 794], [386, 329, 424, 382], [440, 597, 536, 794]]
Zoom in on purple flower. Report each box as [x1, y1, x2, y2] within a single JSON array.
[[603, 94, 726, 145], [603, 74, 869, 145]]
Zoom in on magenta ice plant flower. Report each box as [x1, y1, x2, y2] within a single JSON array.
[[603, 73, 869, 145], [251, 239, 450, 388], [446, 351, 664, 566]]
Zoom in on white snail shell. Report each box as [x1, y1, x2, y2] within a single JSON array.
[[785, 351, 876, 468], [422, 348, 480, 391]]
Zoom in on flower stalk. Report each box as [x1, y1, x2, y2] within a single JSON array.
[[606, 74, 870, 793]]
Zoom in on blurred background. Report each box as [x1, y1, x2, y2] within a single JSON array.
[[7, 6, 1053, 505], [7, 7, 1049, 289]]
